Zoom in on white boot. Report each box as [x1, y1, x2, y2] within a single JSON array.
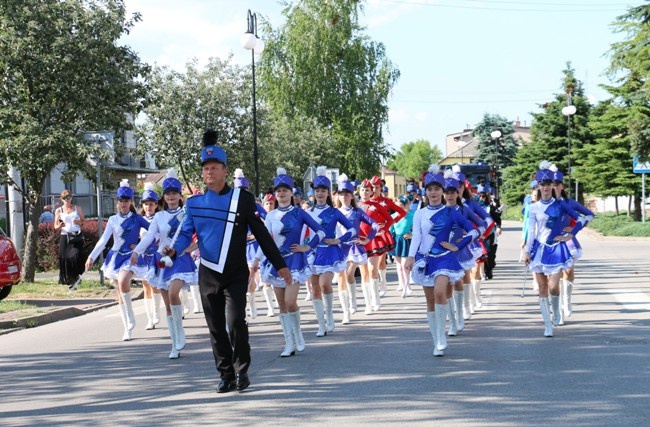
[[144, 298, 154, 330], [427, 311, 443, 357], [551, 294, 562, 326], [339, 289, 351, 325], [290, 311, 305, 351], [324, 292, 335, 332], [361, 282, 372, 314], [447, 299, 458, 336], [539, 297, 553, 337], [473, 279, 483, 309], [167, 315, 180, 359], [304, 287, 312, 301], [312, 299, 327, 337], [454, 290, 465, 331], [181, 288, 191, 316], [190, 285, 203, 313], [262, 285, 276, 317], [371, 279, 381, 311], [462, 285, 472, 320], [279, 313, 296, 357], [434, 304, 448, 352], [349, 280, 357, 314], [246, 291, 257, 319], [563, 280, 574, 317], [152, 293, 162, 326], [379, 269, 387, 296], [118, 302, 132, 341], [121, 292, 136, 332], [171, 304, 186, 351]]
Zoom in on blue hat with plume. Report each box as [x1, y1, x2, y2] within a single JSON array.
[[293, 187, 303, 196], [550, 164, 564, 183], [406, 183, 418, 193], [117, 179, 134, 199], [451, 164, 466, 183], [201, 129, 227, 165], [477, 184, 486, 194], [529, 180, 538, 189], [536, 160, 554, 183], [273, 167, 294, 190], [337, 173, 355, 193], [141, 182, 159, 203], [162, 168, 182, 194], [424, 164, 445, 189], [233, 168, 250, 189], [443, 169, 460, 192], [313, 165, 331, 190]]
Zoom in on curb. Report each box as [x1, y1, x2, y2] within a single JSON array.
[[0, 291, 144, 335]]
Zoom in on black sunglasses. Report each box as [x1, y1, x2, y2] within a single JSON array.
[[63, 195, 72, 200]]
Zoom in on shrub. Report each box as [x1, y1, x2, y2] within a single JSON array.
[[37, 219, 108, 271]]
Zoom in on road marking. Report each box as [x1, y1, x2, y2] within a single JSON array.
[[611, 290, 650, 311]]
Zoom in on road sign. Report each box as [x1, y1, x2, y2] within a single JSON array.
[[633, 155, 650, 174]]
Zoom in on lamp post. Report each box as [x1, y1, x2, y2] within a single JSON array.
[[87, 132, 106, 286], [241, 9, 265, 197], [490, 130, 502, 199], [562, 100, 577, 197]]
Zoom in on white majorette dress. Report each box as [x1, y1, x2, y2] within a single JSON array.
[[524, 198, 588, 276], [134, 207, 196, 291], [408, 204, 479, 287], [306, 204, 356, 274], [259, 205, 326, 287], [88, 211, 150, 280]]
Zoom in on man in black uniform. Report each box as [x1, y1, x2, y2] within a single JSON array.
[[169, 130, 292, 393]]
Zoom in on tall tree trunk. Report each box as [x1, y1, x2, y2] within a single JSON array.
[[21, 202, 41, 283], [615, 196, 619, 216], [634, 192, 642, 222]]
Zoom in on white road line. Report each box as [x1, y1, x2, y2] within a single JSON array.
[[611, 290, 650, 311]]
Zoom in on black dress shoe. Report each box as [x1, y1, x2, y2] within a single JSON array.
[[216, 377, 235, 393], [235, 373, 250, 391]]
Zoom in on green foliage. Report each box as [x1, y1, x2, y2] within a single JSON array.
[[0, 0, 150, 281], [501, 204, 524, 221], [386, 139, 442, 180], [36, 219, 107, 272], [0, 301, 38, 315], [258, 0, 400, 178], [588, 212, 650, 236], [472, 113, 520, 171]]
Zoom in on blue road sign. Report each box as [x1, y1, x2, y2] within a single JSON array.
[[633, 155, 650, 174]]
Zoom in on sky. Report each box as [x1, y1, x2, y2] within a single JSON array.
[[122, 0, 636, 157]]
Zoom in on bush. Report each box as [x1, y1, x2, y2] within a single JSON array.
[[36, 219, 108, 271], [588, 213, 650, 237]]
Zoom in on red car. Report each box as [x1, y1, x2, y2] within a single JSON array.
[[0, 227, 21, 301]]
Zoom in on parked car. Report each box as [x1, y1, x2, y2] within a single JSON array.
[[0, 227, 21, 301]]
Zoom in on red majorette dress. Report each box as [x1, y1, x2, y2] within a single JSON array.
[[359, 199, 396, 256]]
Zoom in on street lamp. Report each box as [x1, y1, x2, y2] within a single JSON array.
[[241, 9, 265, 197], [490, 130, 502, 199], [562, 101, 577, 197]]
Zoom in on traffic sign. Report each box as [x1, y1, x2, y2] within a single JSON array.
[[633, 155, 650, 174]]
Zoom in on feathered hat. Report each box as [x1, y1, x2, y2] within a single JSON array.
[[141, 182, 159, 203], [550, 164, 564, 183], [451, 164, 466, 183], [200, 129, 227, 165], [273, 167, 294, 190], [536, 160, 554, 183], [424, 164, 445, 188], [406, 183, 418, 193], [233, 168, 250, 189], [360, 178, 373, 189], [337, 173, 355, 193], [313, 166, 331, 190], [370, 175, 383, 187], [443, 169, 460, 192], [116, 179, 134, 199], [162, 168, 182, 194]]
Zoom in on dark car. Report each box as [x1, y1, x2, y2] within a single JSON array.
[[0, 227, 21, 301]]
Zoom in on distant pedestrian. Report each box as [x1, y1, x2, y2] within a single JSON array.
[[39, 205, 55, 224], [54, 190, 86, 286]]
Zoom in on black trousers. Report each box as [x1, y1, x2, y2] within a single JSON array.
[[198, 264, 250, 381], [58, 234, 84, 285]]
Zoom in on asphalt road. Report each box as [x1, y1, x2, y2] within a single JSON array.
[[1, 221, 649, 426]]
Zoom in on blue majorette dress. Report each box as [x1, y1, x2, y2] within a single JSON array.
[[525, 198, 589, 275], [463, 197, 494, 262], [132, 214, 157, 281], [88, 212, 150, 280], [337, 205, 379, 265], [306, 204, 356, 274], [449, 203, 486, 271], [258, 205, 326, 287], [246, 203, 268, 267], [408, 204, 479, 286], [558, 197, 594, 260], [133, 207, 196, 291]]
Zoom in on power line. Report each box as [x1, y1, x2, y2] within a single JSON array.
[[391, 98, 548, 104], [376, 0, 628, 13]]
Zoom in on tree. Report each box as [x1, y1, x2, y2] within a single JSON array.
[[386, 139, 442, 181], [258, 0, 400, 178], [472, 113, 520, 194], [0, 0, 149, 281], [499, 140, 546, 207]]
